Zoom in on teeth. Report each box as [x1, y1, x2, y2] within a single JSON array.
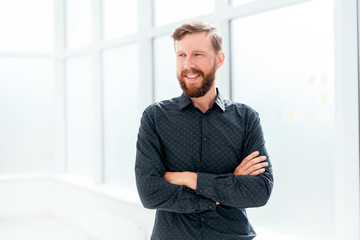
[[187, 75, 198, 78]]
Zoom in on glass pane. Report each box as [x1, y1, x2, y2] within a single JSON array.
[[65, 55, 94, 179], [102, 0, 137, 40], [0, 0, 53, 53], [154, 0, 215, 26], [153, 35, 181, 102], [102, 44, 140, 191], [66, 0, 92, 49], [0, 57, 53, 173], [231, 0, 335, 239]]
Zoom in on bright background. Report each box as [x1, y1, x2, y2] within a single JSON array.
[[0, 0, 359, 239]]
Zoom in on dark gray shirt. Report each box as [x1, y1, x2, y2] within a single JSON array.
[[135, 89, 273, 240]]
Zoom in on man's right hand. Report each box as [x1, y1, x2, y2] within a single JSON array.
[[234, 151, 268, 176]]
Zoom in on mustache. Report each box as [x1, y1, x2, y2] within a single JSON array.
[[180, 68, 204, 79]]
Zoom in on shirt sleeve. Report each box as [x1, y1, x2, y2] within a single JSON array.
[[135, 109, 216, 213], [195, 108, 274, 208]]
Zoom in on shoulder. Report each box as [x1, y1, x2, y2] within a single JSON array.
[[223, 100, 263, 135], [223, 99, 259, 118], [143, 96, 182, 116]]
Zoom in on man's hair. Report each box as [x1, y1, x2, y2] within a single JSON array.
[[171, 21, 223, 53]]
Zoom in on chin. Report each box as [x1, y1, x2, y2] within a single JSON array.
[[186, 80, 202, 87]]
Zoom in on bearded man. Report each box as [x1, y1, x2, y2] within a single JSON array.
[[135, 21, 274, 240]]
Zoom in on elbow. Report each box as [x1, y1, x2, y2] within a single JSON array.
[[256, 191, 271, 207], [256, 177, 274, 207], [139, 194, 158, 210], [137, 188, 160, 210], [141, 200, 157, 210], [137, 182, 167, 210], [135, 170, 162, 210]]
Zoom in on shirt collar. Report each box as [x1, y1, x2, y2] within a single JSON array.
[[178, 88, 226, 112]]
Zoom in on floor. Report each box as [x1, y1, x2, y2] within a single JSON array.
[[256, 228, 305, 240], [0, 215, 97, 240], [0, 215, 303, 240]]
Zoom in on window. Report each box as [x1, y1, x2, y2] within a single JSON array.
[[102, 44, 139, 191], [154, 0, 215, 26], [231, 0, 335, 238], [66, 0, 92, 49], [65, 55, 94, 179], [153, 35, 180, 101], [0, 58, 53, 173], [0, 0, 53, 53], [102, 0, 137, 40]]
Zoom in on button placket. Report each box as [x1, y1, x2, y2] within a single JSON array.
[[200, 113, 207, 171]]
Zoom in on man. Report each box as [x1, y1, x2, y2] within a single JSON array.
[[135, 21, 273, 240]]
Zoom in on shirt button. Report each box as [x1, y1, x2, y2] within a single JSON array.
[[208, 205, 213, 209], [203, 137, 207, 142], [201, 218, 205, 222]]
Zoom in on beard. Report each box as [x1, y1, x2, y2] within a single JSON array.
[[177, 63, 217, 98]]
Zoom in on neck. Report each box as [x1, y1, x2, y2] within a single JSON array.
[[190, 86, 217, 113]]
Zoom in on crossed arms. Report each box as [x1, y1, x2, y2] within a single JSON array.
[[164, 151, 268, 205], [135, 109, 274, 213]]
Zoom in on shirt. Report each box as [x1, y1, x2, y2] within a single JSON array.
[[135, 88, 274, 240]]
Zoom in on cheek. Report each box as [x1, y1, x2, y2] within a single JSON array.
[[176, 61, 184, 72], [196, 58, 212, 68]]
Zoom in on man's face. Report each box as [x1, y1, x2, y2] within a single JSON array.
[[175, 32, 222, 98]]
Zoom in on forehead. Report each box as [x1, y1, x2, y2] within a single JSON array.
[[175, 32, 213, 52]]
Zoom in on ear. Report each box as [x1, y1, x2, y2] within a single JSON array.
[[216, 52, 225, 70]]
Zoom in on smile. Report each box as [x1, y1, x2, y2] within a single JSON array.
[[185, 74, 201, 81], [186, 74, 199, 78]]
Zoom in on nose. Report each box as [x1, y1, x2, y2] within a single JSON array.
[[183, 56, 195, 70]]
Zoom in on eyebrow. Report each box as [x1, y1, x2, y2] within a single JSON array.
[[176, 50, 208, 54], [194, 50, 207, 54]]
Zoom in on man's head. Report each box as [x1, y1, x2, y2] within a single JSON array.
[[172, 21, 225, 98]]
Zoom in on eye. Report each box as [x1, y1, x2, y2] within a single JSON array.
[[194, 53, 203, 57], [178, 53, 185, 57]]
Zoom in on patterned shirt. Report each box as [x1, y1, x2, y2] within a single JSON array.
[[135, 88, 274, 240]]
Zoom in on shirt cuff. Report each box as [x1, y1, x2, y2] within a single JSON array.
[[196, 172, 217, 199], [182, 186, 216, 212], [198, 196, 216, 211]]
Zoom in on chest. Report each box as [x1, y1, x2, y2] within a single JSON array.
[[155, 110, 245, 174]]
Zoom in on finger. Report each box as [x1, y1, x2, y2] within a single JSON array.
[[238, 151, 260, 168], [234, 154, 267, 175], [243, 151, 260, 162], [235, 156, 264, 174], [243, 156, 267, 171], [250, 168, 266, 176], [238, 161, 268, 176], [247, 161, 268, 173]]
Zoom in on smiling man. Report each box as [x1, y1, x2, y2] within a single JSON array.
[[135, 21, 274, 240]]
